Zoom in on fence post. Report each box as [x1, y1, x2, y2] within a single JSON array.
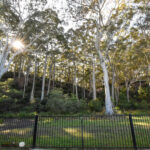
[[81, 117, 84, 149], [32, 115, 38, 148], [129, 114, 137, 150]]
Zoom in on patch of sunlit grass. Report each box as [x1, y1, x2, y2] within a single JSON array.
[[0, 124, 4, 127], [64, 128, 93, 138], [0, 128, 32, 135], [134, 122, 150, 127], [42, 118, 53, 124]]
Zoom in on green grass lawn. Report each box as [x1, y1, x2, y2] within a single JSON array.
[[0, 115, 150, 149]]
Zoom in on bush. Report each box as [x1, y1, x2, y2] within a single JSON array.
[[88, 99, 103, 112], [138, 87, 149, 101], [0, 111, 36, 118], [45, 88, 66, 113], [7, 89, 22, 99], [44, 88, 88, 114], [118, 89, 134, 109], [139, 100, 149, 109], [65, 99, 88, 114]]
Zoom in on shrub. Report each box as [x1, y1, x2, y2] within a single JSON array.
[[45, 88, 88, 114], [7, 89, 22, 99], [139, 100, 149, 109], [88, 99, 103, 112], [138, 87, 149, 101], [65, 99, 88, 114], [45, 88, 68, 114]]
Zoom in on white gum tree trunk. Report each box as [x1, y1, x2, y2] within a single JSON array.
[[30, 55, 37, 103], [0, 46, 11, 79], [41, 54, 48, 101], [95, 28, 114, 115], [92, 56, 97, 100], [74, 61, 78, 99]]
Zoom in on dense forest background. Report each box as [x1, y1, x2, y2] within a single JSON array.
[[0, 0, 150, 116]]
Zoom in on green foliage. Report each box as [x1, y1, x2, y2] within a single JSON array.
[[0, 111, 36, 118], [138, 87, 149, 101], [45, 89, 66, 114], [0, 78, 29, 113], [118, 86, 150, 110], [139, 100, 149, 110], [44, 88, 88, 114], [118, 89, 131, 109], [88, 99, 103, 112], [0, 119, 4, 123]]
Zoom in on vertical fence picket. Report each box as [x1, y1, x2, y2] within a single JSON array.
[[81, 117, 84, 149], [32, 115, 38, 148], [129, 114, 137, 150]]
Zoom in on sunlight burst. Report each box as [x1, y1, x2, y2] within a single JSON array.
[[12, 40, 24, 50]]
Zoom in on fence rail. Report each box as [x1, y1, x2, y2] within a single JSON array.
[[0, 115, 150, 149]]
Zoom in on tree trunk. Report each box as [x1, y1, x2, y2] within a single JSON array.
[[47, 61, 53, 95], [13, 62, 16, 78], [52, 57, 55, 89], [68, 66, 71, 83], [125, 80, 130, 102], [115, 86, 119, 105], [41, 54, 48, 101], [147, 64, 150, 87], [95, 28, 113, 115], [26, 60, 31, 86], [23, 60, 31, 98], [92, 56, 97, 100], [75, 65, 78, 100], [111, 67, 115, 101], [73, 61, 78, 99], [30, 55, 37, 103], [23, 74, 27, 98], [82, 65, 86, 99], [18, 56, 24, 79], [0, 46, 10, 79], [72, 75, 75, 95], [89, 73, 92, 97]]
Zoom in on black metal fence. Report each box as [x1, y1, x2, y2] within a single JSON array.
[[0, 115, 150, 149]]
